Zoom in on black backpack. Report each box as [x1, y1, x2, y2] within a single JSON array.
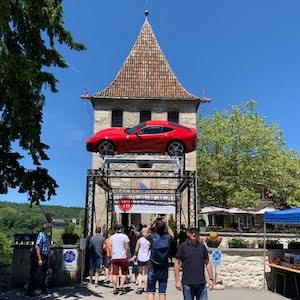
[[150, 234, 170, 266]]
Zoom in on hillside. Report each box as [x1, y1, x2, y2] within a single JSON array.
[[0, 201, 84, 237]]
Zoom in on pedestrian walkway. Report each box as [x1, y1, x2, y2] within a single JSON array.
[[0, 271, 288, 300]]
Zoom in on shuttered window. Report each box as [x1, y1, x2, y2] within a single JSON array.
[[168, 111, 179, 123], [111, 110, 123, 127], [140, 111, 151, 123]]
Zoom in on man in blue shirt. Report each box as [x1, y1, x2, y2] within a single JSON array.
[[27, 223, 52, 297], [174, 227, 214, 300]]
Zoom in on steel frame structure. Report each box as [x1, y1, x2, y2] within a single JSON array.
[[84, 157, 196, 237]]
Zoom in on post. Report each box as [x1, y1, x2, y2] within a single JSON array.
[[214, 266, 217, 284], [263, 221, 267, 289], [80, 248, 84, 287]]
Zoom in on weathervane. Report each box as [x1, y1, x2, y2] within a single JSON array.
[[201, 88, 212, 103], [145, 0, 149, 19]]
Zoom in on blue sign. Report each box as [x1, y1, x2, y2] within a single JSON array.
[[211, 250, 222, 267], [63, 250, 76, 263]]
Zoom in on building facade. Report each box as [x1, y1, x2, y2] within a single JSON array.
[[83, 18, 201, 229]]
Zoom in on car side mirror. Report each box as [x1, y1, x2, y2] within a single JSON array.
[[135, 131, 142, 137]]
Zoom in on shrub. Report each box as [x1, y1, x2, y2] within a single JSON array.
[[257, 238, 264, 248], [228, 237, 249, 248], [266, 239, 283, 249], [61, 223, 79, 245], [0, 233, 13, 266]]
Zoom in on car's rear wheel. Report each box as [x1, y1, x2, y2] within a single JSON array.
[[167, 141, 185, 156], [98, 140, 115, 156]]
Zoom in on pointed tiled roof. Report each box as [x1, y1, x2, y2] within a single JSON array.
[[93, 20, 199, 101]]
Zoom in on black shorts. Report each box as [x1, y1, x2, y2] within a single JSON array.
[[104, 256, 112, 268], [138, 260, 149, 266]]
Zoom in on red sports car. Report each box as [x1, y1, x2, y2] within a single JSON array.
[[86, 120, 197, 156]]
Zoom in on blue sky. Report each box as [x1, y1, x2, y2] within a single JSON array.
[[2, 0, 300, 207]]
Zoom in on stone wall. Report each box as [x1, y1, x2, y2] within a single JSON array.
[[208, 249, 267, 289], [11, 245, 82, 288], [92, 98, 198, 228]]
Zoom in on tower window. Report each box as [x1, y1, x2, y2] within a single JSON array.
[[140, 111, 151, 123], [111, 110, 123, 127], [168, 111, 179, 123]]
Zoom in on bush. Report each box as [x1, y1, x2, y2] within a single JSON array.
[[228, 238, 249, 248], [0, 233, 13, 266], [61, 223, 79, 244], [288, 240, 300, 249], [266, 239, 283, 249]]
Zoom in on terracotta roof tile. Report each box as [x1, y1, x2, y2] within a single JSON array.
[[93, 20, 199, 101]]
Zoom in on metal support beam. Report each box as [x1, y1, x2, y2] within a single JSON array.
[[85, 158, 197, 232], [107, 191, 114, 230], [175, 191, 182, 232], [84, 176, 95, 237], [187, 171, 197, 227]]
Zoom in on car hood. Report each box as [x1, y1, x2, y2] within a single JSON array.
[[86, 127, 126, 142]]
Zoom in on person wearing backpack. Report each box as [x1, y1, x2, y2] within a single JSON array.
[[144, 217, 174, 300]]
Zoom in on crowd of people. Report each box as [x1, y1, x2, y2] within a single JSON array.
[[88, 218, 214, 300], [26, 218, 213, 300]]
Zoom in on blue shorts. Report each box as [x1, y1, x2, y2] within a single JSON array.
[[90, 256, 103, 272], [147, 266, 168, 294], [183, 284, 207, 300]]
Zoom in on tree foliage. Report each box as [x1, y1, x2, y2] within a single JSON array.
[[197, 101, 300, 208], [0, 201, 84, 236], [0, 233, 12, 266], [0, 0, 85, 204]]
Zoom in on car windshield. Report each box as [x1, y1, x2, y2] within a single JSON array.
[[125, 122, 146, 134]]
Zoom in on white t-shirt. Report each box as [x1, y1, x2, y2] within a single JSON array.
[[138, 237, 151, 262], [111, 233, 130, 259]]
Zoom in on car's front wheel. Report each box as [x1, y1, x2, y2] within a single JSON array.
[[167, 141, 185, 156], [98, 140, 115, 156]]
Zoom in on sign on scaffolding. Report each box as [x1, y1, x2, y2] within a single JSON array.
[[114, 194, 176, 214]]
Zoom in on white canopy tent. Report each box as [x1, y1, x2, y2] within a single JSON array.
[[200, 206, 276, 228]]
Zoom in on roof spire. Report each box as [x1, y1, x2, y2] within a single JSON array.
[[145, 0, 149, 20]]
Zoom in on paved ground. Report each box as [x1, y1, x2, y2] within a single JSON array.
[[0, 272, 289, 300]]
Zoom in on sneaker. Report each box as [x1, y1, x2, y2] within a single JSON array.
[[41, 288, 51, 295], [95, 282, 99, 287], [113, 289, 119, 295], [103, 279, 111, 284], [119, 287, 127, 295], [135, 287, 143, 294]]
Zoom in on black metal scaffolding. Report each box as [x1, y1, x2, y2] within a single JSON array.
[[84, 156, 196, 237]]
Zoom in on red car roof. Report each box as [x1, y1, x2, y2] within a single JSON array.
[[146, 120, 172, 126]]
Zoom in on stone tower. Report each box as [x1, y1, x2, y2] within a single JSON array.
[[83, 18, 201, 228]]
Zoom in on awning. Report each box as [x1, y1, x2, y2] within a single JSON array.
[[200, 206, 228, 214], [254, 207, 276, 215], [264, 207, 300, 225], [227, 208, 248, 214]]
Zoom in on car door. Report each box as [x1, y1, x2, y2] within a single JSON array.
[[138, 126, 164, 152]]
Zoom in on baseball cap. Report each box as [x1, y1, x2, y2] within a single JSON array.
[[188, 227, 199, 234]]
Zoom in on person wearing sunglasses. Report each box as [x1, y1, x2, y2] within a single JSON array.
[[174, 227, 213, 300]]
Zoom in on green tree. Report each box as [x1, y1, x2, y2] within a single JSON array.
[[0, 207, 19, 234], [0, 0, 85, 204], [197, 101, 300, 208], [0, 233, 12, 265]]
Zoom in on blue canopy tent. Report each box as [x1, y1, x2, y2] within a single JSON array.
[[263, 208, 300, 288]]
